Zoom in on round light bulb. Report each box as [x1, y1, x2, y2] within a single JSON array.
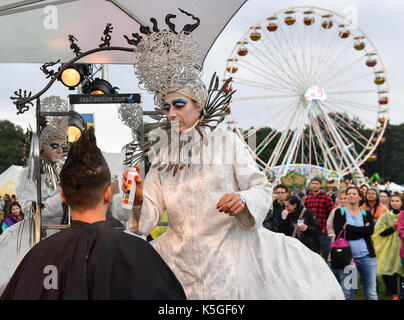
[[61, 68, 81, 87]]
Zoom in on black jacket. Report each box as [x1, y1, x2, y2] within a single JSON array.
[[332, 207, 375, 257], [279, 208, 321, 251], [263, 200, 285, 232], [1, 221, 186, 300]]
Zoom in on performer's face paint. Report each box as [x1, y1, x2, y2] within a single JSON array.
[[163, 92, 202, 133], [41, 139, 64, 163]]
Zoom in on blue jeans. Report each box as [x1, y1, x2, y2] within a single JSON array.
[[340, 255, 378, 300], [315, 234, 331, 260], [401, 257, 404, 300], [328, 261, 344, 284]]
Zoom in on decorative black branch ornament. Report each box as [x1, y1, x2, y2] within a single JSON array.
[[10, 22, 134, 115], [40, 59, 61, 79], [68, 34, 82, 57], [123, 8, 200, 46], [10, 89, 34, 114], [99, 23, 113, 48]]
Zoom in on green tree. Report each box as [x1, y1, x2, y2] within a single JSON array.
[[0, 120, 25, 173]]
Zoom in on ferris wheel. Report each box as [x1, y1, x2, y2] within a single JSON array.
[[223, 6, 390, 182]]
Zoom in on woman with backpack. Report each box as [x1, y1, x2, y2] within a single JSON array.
[[279, 196, 321, 252], [333, 186, 377, 300]]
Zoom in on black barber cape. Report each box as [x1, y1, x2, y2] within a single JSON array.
[[1, 220, 186, 300]]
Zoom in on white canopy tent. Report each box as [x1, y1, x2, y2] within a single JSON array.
[[378, 182, 404, 194], [0, 165, 24, 197], [0, 0, 247, 65]]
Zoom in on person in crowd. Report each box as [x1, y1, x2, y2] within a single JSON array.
[[114, 22, 344, 299], [0, 210, 4, 236], [326, 189, 348, 282], [0, 194, 3, 214], [1, 195, 11, 218], [326, 187, 336, 204], [11, 195, 17, 202], [372, 194, 404, 300], [263, 184, 288, 232], [1, 202, 24, 232], [362, 188, 387, 221], [333, 186, 377, 300], [379, 190, 390, 208], [1, 128, 186, 300], [279, 195, 321, 251], [304, 177, 335, 260], [360, 184, 369, 205], [343, 175, 353, 188], [397, 205, 404, 300]]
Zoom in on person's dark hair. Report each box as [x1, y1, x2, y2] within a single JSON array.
[[285, 195, 304, 217], [346, 186, 364, 204], [60, 128, 111, 211], [379, 190, 390, 197], [389, 194, 404, 211], [275, 184, 289, 193], [360, 184, 369, 191], [4, 194, 11, 201], [343, 174, 352, 181], [7, 201, 22, 217]]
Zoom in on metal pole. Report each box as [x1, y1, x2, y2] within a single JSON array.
[[36, 97, 42, 241], [102, 64, 109, 81]]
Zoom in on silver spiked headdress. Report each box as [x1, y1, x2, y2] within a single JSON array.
[[123, 9, 235, 172]]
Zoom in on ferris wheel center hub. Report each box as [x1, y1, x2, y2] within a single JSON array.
[[304, 86, 326, 102]]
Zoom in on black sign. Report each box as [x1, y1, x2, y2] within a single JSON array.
[[69, 93, 141, 104]]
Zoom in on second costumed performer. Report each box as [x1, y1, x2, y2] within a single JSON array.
[[116, 15, 344, 300]]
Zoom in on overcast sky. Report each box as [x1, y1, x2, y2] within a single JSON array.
[[1, 0, 403, 153]]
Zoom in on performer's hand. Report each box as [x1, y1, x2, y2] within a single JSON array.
[[217, 193, 245, 216], [393, 220, 398, 230], [122, 165, 143, 206]]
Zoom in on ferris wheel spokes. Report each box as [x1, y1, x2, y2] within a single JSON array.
[[312, 35, 355, 84], [323, 71, 375, 89], [317, 56, 364, 86], [259, 29, 307, 89]]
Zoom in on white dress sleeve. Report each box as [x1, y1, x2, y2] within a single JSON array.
[[232, 134, 273, 230], [16, 168, 36, 217], [127, 163, 166, 236]]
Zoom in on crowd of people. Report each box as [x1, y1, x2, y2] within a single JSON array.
[[0, 194, 22, 234], [263, 177, 404, 300]]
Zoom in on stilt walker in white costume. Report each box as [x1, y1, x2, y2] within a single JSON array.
[[117, 10, 345, 300], [0, 100, 68, 295]]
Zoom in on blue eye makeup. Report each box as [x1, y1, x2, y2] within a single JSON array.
[[172, 98, 188, 108], [49, 142, 66, 150], [49, 142, 60, 149], [162, 97, 188, 111]]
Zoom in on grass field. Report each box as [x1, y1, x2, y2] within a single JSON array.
[[353, 275, 399, 300]]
